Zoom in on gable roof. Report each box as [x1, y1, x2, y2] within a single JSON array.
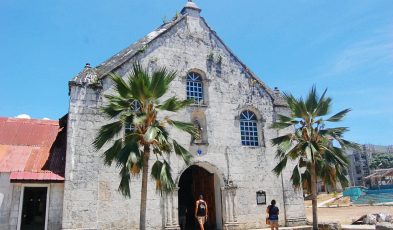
[[70, 2, 286, 107], [0, 117, 66, 182], [69, 14, 186, 89]]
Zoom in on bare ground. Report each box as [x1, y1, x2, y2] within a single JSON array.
[[305, 206, 393, 224]]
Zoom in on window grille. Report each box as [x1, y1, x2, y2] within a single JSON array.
[[186, 72, 203, 104], [125, 100, 141, 134], [240, 110, 258, 146]]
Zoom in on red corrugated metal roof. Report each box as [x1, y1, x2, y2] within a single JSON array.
[[0, 117, 66, 182], [9, 171, 64, 181]]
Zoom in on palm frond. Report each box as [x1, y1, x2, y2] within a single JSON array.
[[301, 170, 312, 193], [336, 166, 349, 187], [287, 142, 309, 160], [320, 127, 349, 136], [150, 67, 176, 99], [118, 165, 131, 197], [271, 121, 294, 129], [290, 165, 302, 189], [314, 90, 332, 117], [166, 119, 198, 137], [128, 63, 152, 101], [102, 139, 123, 166], [283, 92, 308, 119], [306, 85, 318, 113], [93, 121, 123, 150], [322, 146, 349, 167], [115, 135, 141, 168], [277, 114, 298, 123], [172, 140, 192, 165], [272, 156, 288, 176], [271, 134, 292, 147], [151, 160, 175, 192], [157, 97, 193, 112], [144, 126, 160, 142], [327, 108, 351, 122], [339, 139, 361, 150], [109, 73, 132, 98]]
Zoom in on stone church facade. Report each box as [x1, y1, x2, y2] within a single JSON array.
[[63, 1, 306, 229]]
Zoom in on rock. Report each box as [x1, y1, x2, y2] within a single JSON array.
[[377, 213, 390, 222], [364, 214, 377, 225], [376, 222, 393, 230], [318, 222, 342, 230]]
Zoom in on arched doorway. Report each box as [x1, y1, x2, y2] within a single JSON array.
[[178, 165, 221, 230]]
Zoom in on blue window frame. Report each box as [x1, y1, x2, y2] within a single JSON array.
[[186, 72, 203, 104], [240, 110, 259, 146]]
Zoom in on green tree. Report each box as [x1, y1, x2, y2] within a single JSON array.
[[93, 63, 196, 230], [271, 86, 357, 230], [370, 153, 393, 169]]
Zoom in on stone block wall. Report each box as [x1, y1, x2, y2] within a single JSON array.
[[63, 9, 305, 230]]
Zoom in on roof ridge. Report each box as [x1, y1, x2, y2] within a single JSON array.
[[0, 117, 59, 125]]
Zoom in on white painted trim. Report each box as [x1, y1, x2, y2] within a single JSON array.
[[17, 184, 51, 230]]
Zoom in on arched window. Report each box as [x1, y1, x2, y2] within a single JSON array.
[[186, 72, 203, 104], [125, 100, 141, 134], [240, 110, 259, 146]]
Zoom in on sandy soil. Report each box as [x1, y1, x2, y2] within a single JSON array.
[[304, 193, 334, 206], [305, 206, 393, 224]]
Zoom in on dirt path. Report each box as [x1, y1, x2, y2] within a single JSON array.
[[305, 206, 393, 224]]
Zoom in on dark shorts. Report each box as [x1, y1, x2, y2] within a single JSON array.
[[269, 220, 278, 224]]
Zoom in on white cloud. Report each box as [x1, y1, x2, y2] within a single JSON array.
[[318, 25, 393, 78], [15, 114, 31, 119]]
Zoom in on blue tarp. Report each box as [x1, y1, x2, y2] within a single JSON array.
[[343, 187, 365, 201]]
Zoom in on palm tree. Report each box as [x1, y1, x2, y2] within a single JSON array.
[[271, 86, 358, 230], [93, 63, 197, 230]]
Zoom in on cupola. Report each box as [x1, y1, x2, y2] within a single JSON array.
[[181, 0, 201, 17]]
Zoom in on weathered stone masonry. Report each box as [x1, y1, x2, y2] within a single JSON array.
[[63, 2, 306, 229]]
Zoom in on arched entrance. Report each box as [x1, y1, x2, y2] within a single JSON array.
[[178, 165, 222, 230]]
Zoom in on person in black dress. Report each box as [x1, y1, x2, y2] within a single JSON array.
[[195, 195, 208, 230], [266, 199, 279, 230]]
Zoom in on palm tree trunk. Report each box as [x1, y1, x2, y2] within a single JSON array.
[[140, 145, 150, 230], [310, 163, 318, 230]]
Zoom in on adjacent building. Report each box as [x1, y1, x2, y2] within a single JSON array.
[[0, 117, 66, 230], [346, 144, 393, 187]]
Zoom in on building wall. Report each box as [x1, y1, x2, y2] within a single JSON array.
[[0, 174, 63, 230], [0, 173, 14, 230], [63, 10, 305, 230], [346, 144, 393, 188], [346, 145, 376, 187]]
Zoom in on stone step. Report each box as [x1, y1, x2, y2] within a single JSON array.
[[251, 226, 312, 230], [342, 225, 375, 230], [252, 225, 375, 230]]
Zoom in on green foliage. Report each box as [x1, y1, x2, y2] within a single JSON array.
[[207, 52, 214, 61], [93, 63, 197, 197], [271, 86, 356, 228], [370, 153, 393, 169], [271, 86, 355, 191]]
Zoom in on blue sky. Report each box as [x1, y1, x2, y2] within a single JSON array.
[[0, 0, 392, 145]]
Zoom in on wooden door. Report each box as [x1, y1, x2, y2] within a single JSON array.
[[21, 187, 47, 230], [192, 167, 216, 229]]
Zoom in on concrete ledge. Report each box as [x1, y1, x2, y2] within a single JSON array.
[[251, 226, 312, 230], [342, 225, 375, 230], [253, 225, 376, 230]]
